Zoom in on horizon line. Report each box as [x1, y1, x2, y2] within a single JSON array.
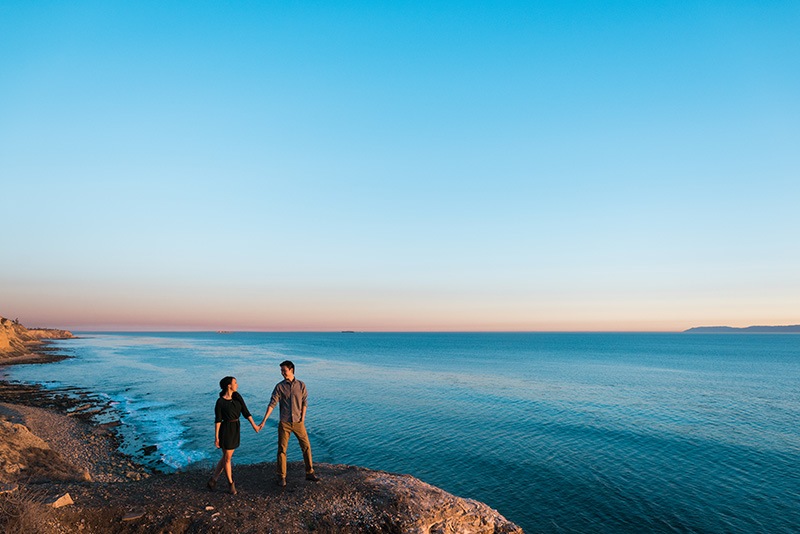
[[69, 329, 685, 333]]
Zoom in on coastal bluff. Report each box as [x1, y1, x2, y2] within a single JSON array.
[[0, 316, 73, 359]]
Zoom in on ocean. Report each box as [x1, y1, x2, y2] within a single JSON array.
[[4, 332, 799, 533]]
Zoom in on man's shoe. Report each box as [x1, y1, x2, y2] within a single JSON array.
[[305, 473, 320, 482], [277, 477, 286, 487], [206, 477, 216, 492]]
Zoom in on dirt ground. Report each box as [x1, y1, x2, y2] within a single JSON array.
[[27, 462, 409, 534]]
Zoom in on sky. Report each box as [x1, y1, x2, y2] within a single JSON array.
[[1, 1, 799, 332]]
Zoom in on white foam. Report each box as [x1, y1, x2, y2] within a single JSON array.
[[111, 394, 207, 470]]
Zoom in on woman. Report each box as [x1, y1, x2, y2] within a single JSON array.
[[207, 376, 259, 495]]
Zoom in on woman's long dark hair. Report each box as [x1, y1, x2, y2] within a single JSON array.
[[219, 376, 244, 403]]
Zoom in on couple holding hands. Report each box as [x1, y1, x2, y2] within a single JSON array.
[[208, 360, 319, 495]]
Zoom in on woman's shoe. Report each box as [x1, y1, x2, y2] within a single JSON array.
[[206, 478, 216, 492], [229, 481, 237, 495]]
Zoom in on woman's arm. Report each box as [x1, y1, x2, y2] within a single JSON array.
[[214, 398, 223, 448], [247, 415, 259, 433], [236, 394, 259, 432]]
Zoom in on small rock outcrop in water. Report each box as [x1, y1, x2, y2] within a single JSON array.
[[0, 316, 73, 358], [367, 469, 524, 533]]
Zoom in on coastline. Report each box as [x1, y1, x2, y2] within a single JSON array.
[[0, 378, 150, 483], [0, 346, 73, 366], [0, 328, 524, 533]]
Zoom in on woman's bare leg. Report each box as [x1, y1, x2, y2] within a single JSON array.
[[222, 449, 234, 484], [212, 454, 226, 480]]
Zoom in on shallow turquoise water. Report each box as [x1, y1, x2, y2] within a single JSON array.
[[5, 332, 800, 533]]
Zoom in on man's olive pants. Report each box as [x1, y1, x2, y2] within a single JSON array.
[[277, 421, 314, 478]]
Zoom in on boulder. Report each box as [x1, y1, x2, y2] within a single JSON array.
[[122, 509, 146, 521], [368, 471, 524, 534], [48, 492, 74, 508]]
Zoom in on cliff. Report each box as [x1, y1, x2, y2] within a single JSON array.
[[0, 398, 524, 533], [0, 316, 74, 358]]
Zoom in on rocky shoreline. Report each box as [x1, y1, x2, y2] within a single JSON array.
[[0, 320, 524, 534], [0, 380, 151, 484]]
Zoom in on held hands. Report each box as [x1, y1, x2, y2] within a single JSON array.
[[248, 417, 261, 434]]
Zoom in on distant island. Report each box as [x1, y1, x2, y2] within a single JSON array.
[[684, 325, 800, 333]]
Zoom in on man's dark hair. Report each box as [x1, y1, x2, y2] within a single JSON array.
[[280, 360, 295, 371]]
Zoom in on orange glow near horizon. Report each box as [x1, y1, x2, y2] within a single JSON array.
[[8, 309, 796, 334], [5, 283, 798, 333]]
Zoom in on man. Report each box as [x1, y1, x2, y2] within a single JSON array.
[[258, 360, 319, 486]]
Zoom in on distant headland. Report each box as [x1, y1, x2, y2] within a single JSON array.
[[0, 316, 74, 361], [684, 325, 800, 333]]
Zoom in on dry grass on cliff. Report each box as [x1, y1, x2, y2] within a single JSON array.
[[0, 487, 58, 534]]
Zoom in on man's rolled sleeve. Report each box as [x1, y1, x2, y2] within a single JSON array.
[[268, 385, 280, 410]]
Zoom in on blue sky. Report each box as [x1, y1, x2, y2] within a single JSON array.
[[1, 1, 798, 331]]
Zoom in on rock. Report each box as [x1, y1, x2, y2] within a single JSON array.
[[126, 471, 141, 481], [48, 492, 74, 508], [11, 423, 30, 433], [2, 462, 21, 475], [80, 468, 93, 482], [122, 509, 146, 521], [98, 420, 122, 429], [0, 482, 18, 494], [367, 471, 524, 534]]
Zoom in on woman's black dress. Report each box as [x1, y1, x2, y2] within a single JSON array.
[[215, 395, 252, 450]]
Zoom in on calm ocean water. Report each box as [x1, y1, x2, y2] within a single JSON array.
[[4, 332, 799, 533]]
